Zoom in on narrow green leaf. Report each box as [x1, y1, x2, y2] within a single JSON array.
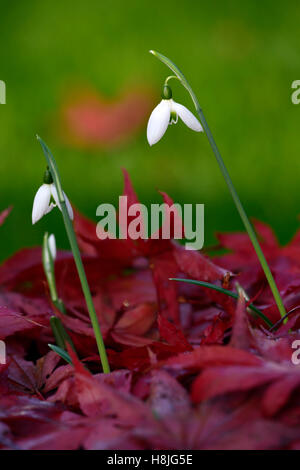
[[48, 343, 72, 365]]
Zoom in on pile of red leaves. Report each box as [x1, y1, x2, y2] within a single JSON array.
[[1, 172, 300, 450]]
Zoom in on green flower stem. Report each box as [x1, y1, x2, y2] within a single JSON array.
[[151, 50, 287, 319], [50, 316, 65, 350], [170, 278, 273, 328], [37, 135, 110, 373], [49, 316, 73, 350]]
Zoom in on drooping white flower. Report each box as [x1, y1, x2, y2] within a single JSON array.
[[147, 85, 203, 146], [32, 183, 73, 224]]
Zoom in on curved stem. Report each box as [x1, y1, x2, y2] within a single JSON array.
[[269, 305, 300, 332], [165, 75, 180, 85], [170, 278, 273, 327], [37, 136, 110, 373], [151, 50, 287, 319]]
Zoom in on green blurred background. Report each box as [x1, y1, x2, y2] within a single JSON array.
[[0, 0, 300, 261]]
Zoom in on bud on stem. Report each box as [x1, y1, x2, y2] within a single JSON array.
[[161, 84, 172, 100]]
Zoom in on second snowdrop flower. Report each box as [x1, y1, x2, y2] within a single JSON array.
[[32, 168, 73, 224], [147, 84, 203, 146]]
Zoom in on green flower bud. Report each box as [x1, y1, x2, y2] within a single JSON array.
[[161, 84, 172, 100], [43, 167, 53, 184]]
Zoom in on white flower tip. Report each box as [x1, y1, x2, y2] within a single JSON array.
[[32, 202, 40, 225], [48, 234, 57, 260], [64, 193, 74, 220], [149, 50, 155, 55], [32, 213, 38, 225], [146, 131, 159, 147], [195, 122, 204, 132], [146, 133, 154, 146]]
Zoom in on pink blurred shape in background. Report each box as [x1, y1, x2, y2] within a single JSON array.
[[59, 86, 153, 149]]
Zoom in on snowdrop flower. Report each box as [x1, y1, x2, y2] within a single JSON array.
[[32, 168, 73, 224], [147, 84, 203, 146]]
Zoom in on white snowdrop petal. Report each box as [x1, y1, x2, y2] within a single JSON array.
[[32, 184, 51, 224], [63, 191, 74, 220], [48, 234, 57, 261], [147, 100, 171, 146], [171, 101, 203, 132]]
